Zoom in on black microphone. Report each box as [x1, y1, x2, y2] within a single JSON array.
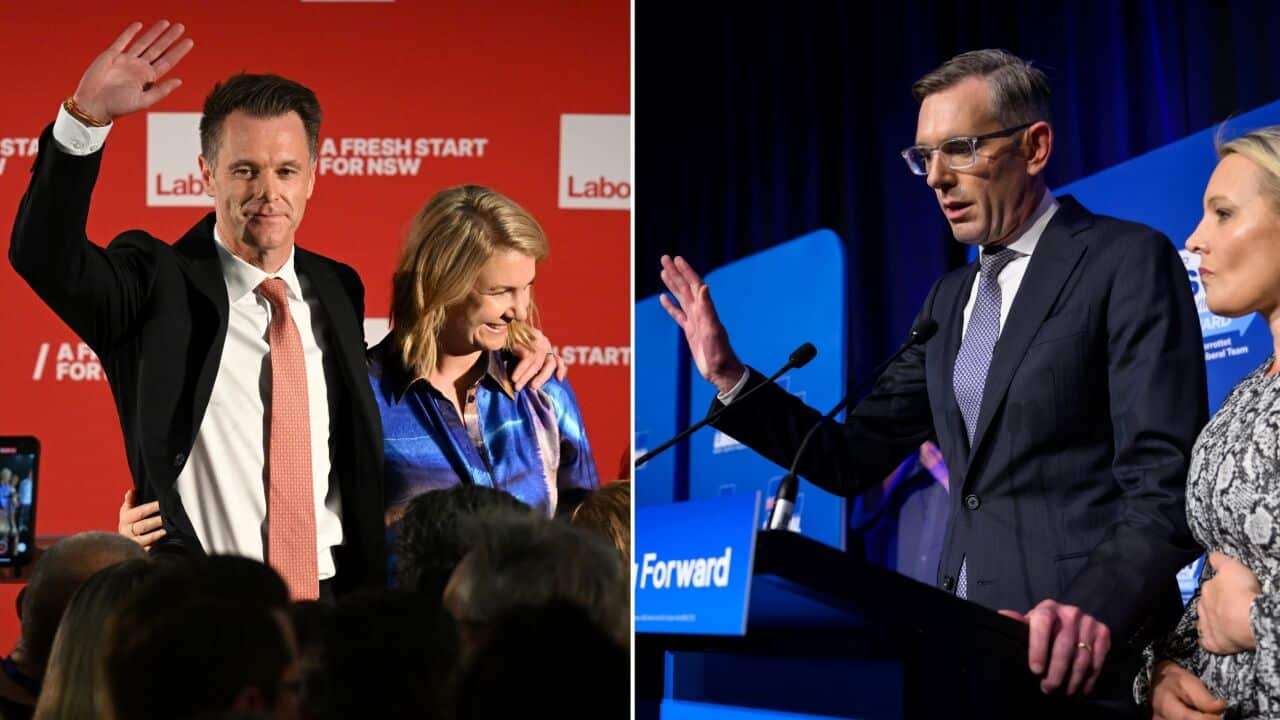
[[635, 342, 818, 467], [767, 318, 939, 531]]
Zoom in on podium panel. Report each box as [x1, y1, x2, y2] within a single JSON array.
[[637, 497, 1138, 719]]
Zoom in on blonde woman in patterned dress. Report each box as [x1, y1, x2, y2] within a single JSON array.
[[1138, 127, 1280, 719]]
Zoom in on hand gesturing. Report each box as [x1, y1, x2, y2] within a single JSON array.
[[658, 255, 745, 394], [72, 20, 195, 123]]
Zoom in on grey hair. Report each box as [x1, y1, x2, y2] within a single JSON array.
[[912, 49, 1051, 126]]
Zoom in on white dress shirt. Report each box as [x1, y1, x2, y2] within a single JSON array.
[[959, 189, 1059, 336], [53, 107, 343, 579], [718, 189, 1059, 404]]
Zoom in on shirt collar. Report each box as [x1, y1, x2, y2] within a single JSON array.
[[997, 188, 1059, 258], [212, 226, 303, 303], [484, 350, 518, 400], [379, 344, 518, 404]]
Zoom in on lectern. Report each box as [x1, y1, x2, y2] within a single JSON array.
[[635, 494, 1137, 719]]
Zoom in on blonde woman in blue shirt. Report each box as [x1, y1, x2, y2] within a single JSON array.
[[370, 184, 598, 527]]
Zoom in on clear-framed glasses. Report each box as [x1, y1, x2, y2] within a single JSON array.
[[900, 123, 1032, 176]]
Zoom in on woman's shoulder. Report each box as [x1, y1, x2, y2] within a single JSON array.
[[495, 350, 577, 405], [366, 337, 417, 404], [366, 337, 394, 377]]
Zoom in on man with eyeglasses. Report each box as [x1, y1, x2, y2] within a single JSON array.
[[659, 49, 1204, 715]]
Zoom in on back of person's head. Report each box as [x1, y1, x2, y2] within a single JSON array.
[[444, 514, 628, 652], [108, 554, 289, 631], [199, 73, 322, 163], [554, 486, 595, 520], [455, 602, 628, 720], [288, 600, 334, 658], [390, 185, 549, 377], [33, 558, 156, 720], [104, 598, 296, 720], [395, 484, 528, 597], [1219, 126, 1280, 211], [911, 48, 1051, 126], [301, 588, 458, 720], [198, 555, 291, 611], [17, 531, 145, 681], [568, 480, 631, 567]]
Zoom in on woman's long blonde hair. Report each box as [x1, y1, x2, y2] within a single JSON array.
[[390, 185, 548, 379]]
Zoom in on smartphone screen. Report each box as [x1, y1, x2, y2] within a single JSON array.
[[0, 437, 37, 566]]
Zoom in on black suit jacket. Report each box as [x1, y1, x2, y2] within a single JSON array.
[[714, 197, 1206, 657], [9, 126, 385, 592]]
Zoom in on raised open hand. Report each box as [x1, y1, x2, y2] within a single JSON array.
[[71, 20, 194, 123], [659, 255, 745, 394]]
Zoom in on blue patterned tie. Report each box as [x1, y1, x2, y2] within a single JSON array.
[[952, 246, 1017, 599]]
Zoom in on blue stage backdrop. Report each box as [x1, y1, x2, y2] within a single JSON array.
[[635, 295, 684, 506], [687, 231, 848, 550], [636, 231, 847, 548], [637, 0, 1280, 391]]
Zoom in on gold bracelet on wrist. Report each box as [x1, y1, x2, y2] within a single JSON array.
[[63, 96, 111, 128]]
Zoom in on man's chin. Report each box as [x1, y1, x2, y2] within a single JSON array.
[[240, 231, 295, 252], [949, 229, 986, 246]]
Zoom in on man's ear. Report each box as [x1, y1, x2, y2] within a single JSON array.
[[198, 155, 215, 197], [1024, 121, 1053, 178]]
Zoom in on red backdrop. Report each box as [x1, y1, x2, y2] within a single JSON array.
[[0, 1, 630, 648]]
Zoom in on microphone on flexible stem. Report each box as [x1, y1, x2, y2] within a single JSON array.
[[766, 318, 939, 531], [635, 342, 818, 468]]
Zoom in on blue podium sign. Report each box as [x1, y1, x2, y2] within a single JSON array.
[[635, 493, 762, 636]]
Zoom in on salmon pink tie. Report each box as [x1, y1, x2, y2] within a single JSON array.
[[257, 278, 319, 601]]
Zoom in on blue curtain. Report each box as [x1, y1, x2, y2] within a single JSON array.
[[636, 0, 1280, 385]]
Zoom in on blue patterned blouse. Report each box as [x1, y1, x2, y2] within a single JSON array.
[[368, 338, 599, 525]]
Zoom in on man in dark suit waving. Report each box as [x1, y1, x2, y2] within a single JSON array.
[[9, 21, 385, 599], [659, 49, 1206, 710]]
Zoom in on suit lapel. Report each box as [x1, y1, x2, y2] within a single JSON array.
[[966, 196, 1091, 459], [173, 214, 230, 458], [295, 249, 375, 427], [931, 266, 976, 481]]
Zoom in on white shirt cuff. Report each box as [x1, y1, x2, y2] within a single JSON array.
[[52, 105, 112, 155], [716, 368, 751, 405]]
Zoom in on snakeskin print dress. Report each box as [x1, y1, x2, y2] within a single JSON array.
[[1135, 358, 1280, 718]]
